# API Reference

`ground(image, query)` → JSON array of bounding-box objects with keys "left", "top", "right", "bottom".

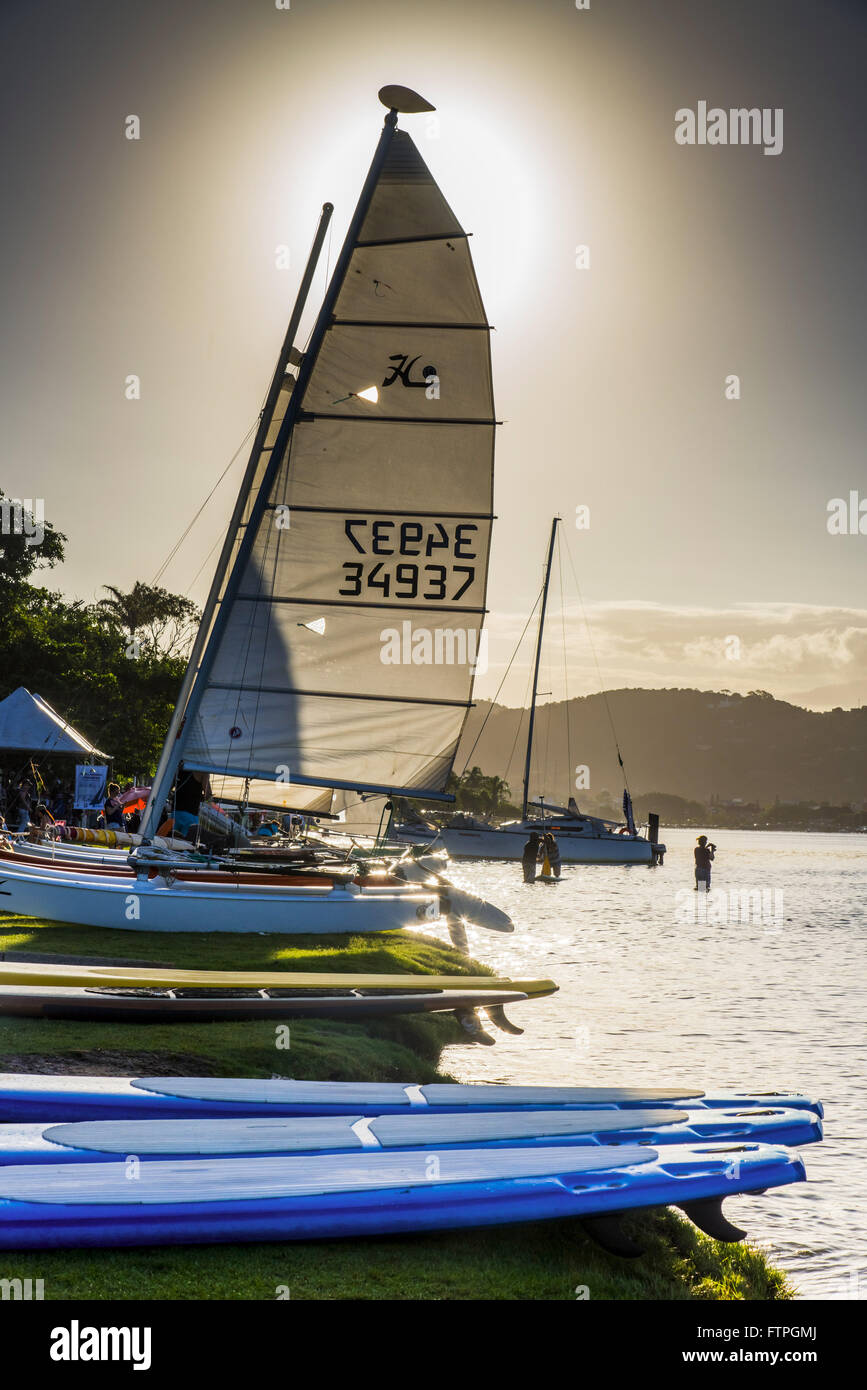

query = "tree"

[
  {"left": 0, "top": 497, "right": 195, "bottom": 779},
  {"left": 97, "top": 582, "right": 199, "bottom": 659},
  {"left": 446, "top": 767, "right": 514, "bottom": 818},
  {"left": 482, "top": 775, "right": 511, "bottom": 815},
  {"left": 0, "top": 490, "right": 65, "bottom": 586}
]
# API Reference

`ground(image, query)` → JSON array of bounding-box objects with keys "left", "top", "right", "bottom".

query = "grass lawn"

[{"left": 0, "top": 912, "right": 794, "bottom": 1301}]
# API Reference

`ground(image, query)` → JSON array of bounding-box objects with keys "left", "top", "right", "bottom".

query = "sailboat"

[
  {"left": 0, "top": 86, "right": 511, "bottom": 934},
  {"left": 392, "top": 518, "right": 666, "bottom": 865}
]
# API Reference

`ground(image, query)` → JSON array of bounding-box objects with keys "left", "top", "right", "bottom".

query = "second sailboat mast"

[{"left": 521, "top": 516, "right": 560, "bottom": 820}]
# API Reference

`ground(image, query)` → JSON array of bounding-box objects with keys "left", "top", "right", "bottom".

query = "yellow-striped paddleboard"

[{"left": 0, "top": 962, "right": 557, "bottom": 997}]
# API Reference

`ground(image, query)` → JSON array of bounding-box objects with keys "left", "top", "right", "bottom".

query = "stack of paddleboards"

[
  {"left": 0, "top": 962, "right": 556, "bottom": 1040},
  {"left": 0, "top": 1073, "right": 822, "bottom": 1251}
]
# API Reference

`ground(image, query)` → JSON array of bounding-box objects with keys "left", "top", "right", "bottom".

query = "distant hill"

[{"left": 456, "top": 689, "right": 867, "bottom": 807}]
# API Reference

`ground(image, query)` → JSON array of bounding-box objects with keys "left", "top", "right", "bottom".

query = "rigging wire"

[
  {"left": 203, "top": 211, "right": 341, "bottom": 818},
  {"left": 458, "top": 588, "right": 543, "bottom": 779},
  {"left": 503, "top": 662, "right": 535, "bottom": 803},
  {"left": 557, "top": 529, "right": 574, "bottom": 801},
  {"left": 541, "top": 641, "right": 551, "bottom": 804},
  {"left": 562, "top": 529, "right": 631, "bottom": 797},
  {"left": 151, "top": 420, "right": 259, "bottom": 589},
  {"left": 186, "top": 532, "right": 225, "bottom": 597},
  {"left": 72, "top": 412, "right": 258, "bottom": 759},
  {"left": 196, "top": 206, "right": 337, "bottom": 817},
  {"left": 150, "top": 200, "right": 332, "bottom": 597}
]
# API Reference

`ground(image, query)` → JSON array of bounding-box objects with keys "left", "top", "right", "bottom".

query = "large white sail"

[{"left": 168, "top": 110, "right": 496, "bottom": 811}]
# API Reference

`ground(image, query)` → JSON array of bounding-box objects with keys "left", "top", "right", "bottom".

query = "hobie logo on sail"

[
  {"left": 382, "top": 354, "right": 440, "bottom": 397},
  {"left": 380, "top": 621, "right": 488, "bottom": 673}
]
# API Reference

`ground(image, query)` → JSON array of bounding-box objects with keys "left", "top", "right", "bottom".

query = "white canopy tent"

[{"left": 0, "top": 687, "right": 108, "bottom": 758}]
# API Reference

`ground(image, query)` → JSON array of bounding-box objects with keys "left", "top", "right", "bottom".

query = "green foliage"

[
  {"left": 450, "top": 766, "right": 514, "bottom": 815},
  {"left": 0, "top": 495, "right": 195, "bottom": 779},
  {"left": 0, "top": 581, "right": 185, "bottom": 779},
  {"left": 393, "top": 767, "right": 519, "bottom": 824},
  {"left": 0, "top": 490, "right": 65, "bottom": 586},
  {"left": 1, "top": 1209, "right": 794, "bottom": 1301},
  {"left": 97, "top": 582, "right": 199, "bottom": 659}
]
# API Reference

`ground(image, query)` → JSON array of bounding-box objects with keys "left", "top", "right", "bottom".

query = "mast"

[
  {"left": 521, "top": 516, "right": 559, "bottom": 820},
  {"left": 140, "top": 201, "right": 333, "bottom": 838},
  {"left": 142, "top": 107, "right": 402, "bottom": 838}
]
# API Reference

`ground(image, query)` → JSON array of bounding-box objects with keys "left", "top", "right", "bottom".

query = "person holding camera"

[{"left": 694, "top": 834, "right": 716, "bottom": 891}]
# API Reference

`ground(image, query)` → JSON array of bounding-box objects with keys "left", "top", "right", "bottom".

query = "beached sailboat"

[
  {"left": 393, "top": 518, "right": 665, "bottom": 864},
  {"left": 1, "top": 86, "right": 508, "bottom": 933}
]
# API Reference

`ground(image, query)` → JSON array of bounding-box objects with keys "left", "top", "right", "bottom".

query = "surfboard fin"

[
  {"left": 678, "top": 1198, "right": 747, "bottom": 1242},
  {"left": 580, "top": 1215, "right": 644, "bottom": 1258},
  {"left": 454, "top": 1008, "right": 497, "bottom": 1045},
  {"left": 485, "top": 1005, "right": 524, "bottom": 1035},
  {"left": 446, "top": 920, "right": 469, "bottom": 954}
]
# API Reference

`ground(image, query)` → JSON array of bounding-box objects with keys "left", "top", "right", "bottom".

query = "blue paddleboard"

[
  {"left": 0, "top": 1074, "right": 824, "bottom": 1121},
  {"left": 0, "top": 1142, "right": 805, "bottom": 1249},
  {"left": 0, "top": 1104, "right": 822, "bottom": 1166}
]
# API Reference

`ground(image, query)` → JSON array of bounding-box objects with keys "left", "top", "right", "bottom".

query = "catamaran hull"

[
  {"left": 7, "top": 840, "right": 134, "bottom": 869},
  {"left": 0, "top": 863, "right": 438, "bottom": 935},
  {"left": 393, "top": 826, "right": 658, "bottom": 864}
]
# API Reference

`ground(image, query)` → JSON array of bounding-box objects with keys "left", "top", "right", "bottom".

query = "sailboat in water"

[
  {"left": 0, "top": 87, "right": 511, "bottom": 934},
  {"left": 393, "top": 518, "right": 666, "bottom": 864}
]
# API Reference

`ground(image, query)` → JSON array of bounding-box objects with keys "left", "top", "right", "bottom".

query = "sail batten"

[
  {"left": 297, "top": 414, "right": 497, "bottom": 425},
  {"left": 357, "top": 233, "right": 471, "bottom": 248},
  {"left": 151, "top": 115, "right": 495, "bottom": 814},
  {"left": 183, "top": 764, "right": 455, "bottom": 802},
  {"left": 206, "top": 684, "right": 473, "bottom": 709},
  {"left": 232, "top": 597, "right": 487, "bottom": 613}
]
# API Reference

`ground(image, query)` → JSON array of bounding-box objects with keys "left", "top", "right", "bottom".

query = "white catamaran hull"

[
  {"left": 392, "top": 824, "right": 658, "bottom": 864},
  {"left": 0, "top": 862, "right": 439, "bottom": 935},
  {"left": 8, "top": 840, "right": 139, "bottom": 868}
]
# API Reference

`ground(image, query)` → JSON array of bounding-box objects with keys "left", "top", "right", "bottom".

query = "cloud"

[{"left": 477, "top": 602, "right": 867, "bottom": 710}]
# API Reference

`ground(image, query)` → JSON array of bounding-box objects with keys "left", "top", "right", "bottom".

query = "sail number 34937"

[{"left": 339, "top": 518, "right": 478, "bottom": 602}]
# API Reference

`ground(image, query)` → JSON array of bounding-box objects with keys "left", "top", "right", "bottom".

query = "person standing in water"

[
  {"left": 521, "top": 831, "right": 541, "bottom": 882},
  {"left": 542, "top": 831, "right": 561, "bottom": 879},
  {"left": 694, "top": 834, "right": 716, "bottom": 892}
]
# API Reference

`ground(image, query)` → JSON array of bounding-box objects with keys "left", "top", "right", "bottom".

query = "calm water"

[{"left": 430, "top": 828, "right": 867, "bottom": 1300}]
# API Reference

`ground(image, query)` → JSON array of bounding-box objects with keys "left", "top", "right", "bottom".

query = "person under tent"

[{"left": 103, "top": 782, "right": 124, "bottom": 830}]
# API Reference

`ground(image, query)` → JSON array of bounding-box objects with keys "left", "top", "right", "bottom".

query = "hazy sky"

[{"left": 2, "top": 0, "right": 865, "bottom": 709}]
